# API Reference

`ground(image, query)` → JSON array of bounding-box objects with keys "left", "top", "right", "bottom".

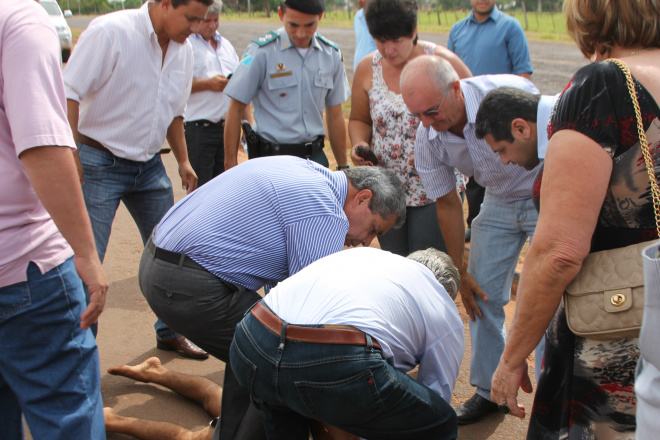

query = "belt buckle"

[{"left": 304, "top": 142, "right": 313, "bottom": 158}]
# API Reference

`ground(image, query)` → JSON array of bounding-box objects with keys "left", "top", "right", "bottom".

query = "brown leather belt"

[
  {"left": 78, "top": 133, "right": 171, "bottom": 156},
  {"left": 78, "top": 133, "right": 111, "bottom": 154},
  {"left": 250, "top": 302, "right": 381, "bottom": 350}
]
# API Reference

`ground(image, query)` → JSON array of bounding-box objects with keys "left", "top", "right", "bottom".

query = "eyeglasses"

[{"left": 409, "top": 88, "right": 449, "bottom": 119}]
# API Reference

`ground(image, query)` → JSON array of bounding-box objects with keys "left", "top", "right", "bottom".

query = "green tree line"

[{"left": 58, "top": 0, "right": 566, "bottom": 16}]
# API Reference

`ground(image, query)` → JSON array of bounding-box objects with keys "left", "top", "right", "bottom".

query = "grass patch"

[{"left": 219, "top": 8, "right": 570, "bottom": 42}]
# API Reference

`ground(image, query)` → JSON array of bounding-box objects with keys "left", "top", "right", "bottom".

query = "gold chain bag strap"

[{"left": 563, "top": 58, "right": 660, "bottom": 340}]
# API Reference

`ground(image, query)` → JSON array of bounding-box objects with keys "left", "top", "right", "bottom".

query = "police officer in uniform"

[{"left": 223, "top": 0, "right": 350, "bottom": 171}]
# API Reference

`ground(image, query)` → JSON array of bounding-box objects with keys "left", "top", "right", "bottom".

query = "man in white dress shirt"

[
  {"left": 185, "top": 0, "right": 248, "bottom": 185},
  {"left": 63, "top": 0, "right": 212, "bottom": 358},
  {"left": 230, "top": 247, "right": 465, "bottom": 439}
]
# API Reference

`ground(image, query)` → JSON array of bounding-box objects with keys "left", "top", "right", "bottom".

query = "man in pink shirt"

[{"left": 0, "top": 1, "right": 108, "bottom": 439}]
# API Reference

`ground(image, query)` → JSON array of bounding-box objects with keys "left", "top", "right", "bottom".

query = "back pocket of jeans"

[
  {"left": 0, "top": 281, "right": 31, "bottom": 319},
  {"left": 295, "top": 369, "right": 386, "bottom": 423}
]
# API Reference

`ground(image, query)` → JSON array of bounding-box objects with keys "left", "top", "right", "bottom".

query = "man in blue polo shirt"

[
  {"left": 139, "top": 155, "right": 406, "bottom": 440},
  {"left": 448, "top": 0, "right": 533, "bottom": 244},
  {"left": 448, "top": 0, "right": 532, "bottom": 78}
]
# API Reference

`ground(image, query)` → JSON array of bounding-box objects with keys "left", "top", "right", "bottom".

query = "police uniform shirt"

[{"left": 224, "top": 28, "right": 350, "bottom": 144}]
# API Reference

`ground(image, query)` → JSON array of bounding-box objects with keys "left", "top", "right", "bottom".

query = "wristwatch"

[{"left": 336, "top": 164, "right": 351, "bottom": 170}]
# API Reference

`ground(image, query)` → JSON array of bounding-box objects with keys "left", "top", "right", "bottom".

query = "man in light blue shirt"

[
  {"left": 139, "top": 156, "right": 405, "bottom": 440},
  {"left": 353, "top": 0, "right": 376, "bottom": 71},
  {"left": 223, "top": 0, "right": 350, "bottom": 170},
  {"left": 231, "top": 247, "right": 465, "bottom": 439},
  {"left": 401, "top": 55, "right": 539, "bottom": 425},
  {"left": 448, "top": 0, "right": 532, "bottom": 78}
]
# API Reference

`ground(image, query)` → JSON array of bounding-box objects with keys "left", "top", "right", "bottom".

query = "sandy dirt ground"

[
  {"left": 97, "top": 151, "right": 537, "bottom": 440},
  {"left": 34, "top": 16, "right": 589, "bottom": 440}
]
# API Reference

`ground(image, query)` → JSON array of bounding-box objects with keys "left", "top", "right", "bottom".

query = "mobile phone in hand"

[{"left": 355, "top": 145, "right": 379, "bottom": 165}]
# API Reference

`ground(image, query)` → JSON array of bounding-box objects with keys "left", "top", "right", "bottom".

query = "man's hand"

[
  {"left": 491, "top": 358, "right": 533, "bottom": 419},
  {"left": 207, "top": 75, "right": 229, "bottom": 92},
  {"left": 75, "top": 254, "right": 108, "bottom": 330},
  {"left": 178, "top": 160, "right": 198, "bottom": 194},
  {"left": 459, "top": 272, "right": 488, "bottom": 320},
  {"left": 350, "top": 144, "right": 378, "bottom": 166}
]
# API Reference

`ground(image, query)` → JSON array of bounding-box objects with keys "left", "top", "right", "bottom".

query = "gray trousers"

[{"left": 139, "top": 242, "right": 266, "bottom": 440}]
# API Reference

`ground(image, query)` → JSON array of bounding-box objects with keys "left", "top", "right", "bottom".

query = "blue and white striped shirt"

[
  {"left": 154, "top": 156, "right": 349, "bottom": 290},
  {"left": 415, "top": 75, "right": 540, "bottom": 202}
]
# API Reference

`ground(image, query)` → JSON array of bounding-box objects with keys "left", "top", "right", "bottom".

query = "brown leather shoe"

[{"left": 156, "top": 336, "right": 208, "bottom": 359}]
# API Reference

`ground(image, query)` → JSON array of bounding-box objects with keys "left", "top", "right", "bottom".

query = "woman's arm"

[
  {"left": 433, "top": 45, "right": 472, "bottom": 79},
  {"left": 348, "top": 57, "right": 375, "bottom": 166},
  {"left": 491, "top": 129, "right": 613, "bottom": 418}
]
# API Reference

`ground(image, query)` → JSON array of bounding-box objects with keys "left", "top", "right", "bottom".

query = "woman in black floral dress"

[{"left": 490, "top": 0, "right": 660, "bottom": 438}]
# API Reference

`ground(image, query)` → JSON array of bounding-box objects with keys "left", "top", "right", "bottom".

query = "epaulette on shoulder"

[
  {"left": 252, "top": 30, "right": 279, "bottom": 47},
  {"left": 316, "top": 33, "right": 339, "bottom": 51}
]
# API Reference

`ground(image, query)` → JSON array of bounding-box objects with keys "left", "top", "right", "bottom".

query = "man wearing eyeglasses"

[{"left": 401, "top": 54, "right": 540, "bottom": 425}]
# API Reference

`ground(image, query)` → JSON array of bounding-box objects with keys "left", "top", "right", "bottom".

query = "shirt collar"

[
  {"left": 140, "top": 2, "right": 156, "bottom": 40},
  {"left": 460, "top": 81, "right": 478, "bottom": 124},
  {"left": 192, "top": 32, "right": 223, "bottom": 46},
  {"left": 277, "top": 28, "right": 322, "bottom": 51},
  {"left": 469, "top": 6, "right": 501, "bottom": 24},
  {"left": 536, "top": 94, "right": 559, "bottom": 159}
]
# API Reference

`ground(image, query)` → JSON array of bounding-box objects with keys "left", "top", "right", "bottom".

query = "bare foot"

[
  {"left": 107, "top": 357, "right": 166, "bottom": 383},
  {"left": 103, "top": 407, "right": 122, "bottom": 432}
]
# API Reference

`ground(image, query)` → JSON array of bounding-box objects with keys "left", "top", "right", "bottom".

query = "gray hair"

[
  {"left": 407, "top": 248, "right": 460, "bottom": 300},
  {"left": 208, "top": 0, "right": 223, "bottom": 14},
  {"left": 343, "top": 166, "right": 406, "bottom": 229},
  {"left": 400, "top": 55, "right": 459, "bottom": 96}
]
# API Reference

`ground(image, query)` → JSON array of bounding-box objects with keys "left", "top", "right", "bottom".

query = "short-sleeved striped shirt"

[
  {"left": 415, "top": 75, "right": 540, "bottom": 202},
  {"left": 154, "top": 156, "right": 349, "bottom": 290}
]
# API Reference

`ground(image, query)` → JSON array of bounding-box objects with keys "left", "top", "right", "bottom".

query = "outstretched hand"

[{"left": 491, "top": 358, "right": 533, "bottom": 419}]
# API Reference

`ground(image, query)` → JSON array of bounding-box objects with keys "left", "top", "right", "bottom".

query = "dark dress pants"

[
  {"left": 184, "top": 122, "right": 225, "bottom": 187},
  {"left": 465, "top": 178, "right": 486, "bottom": 228},
  {"left": 138, "top": 244, "right": 267, "bottom": 440}
]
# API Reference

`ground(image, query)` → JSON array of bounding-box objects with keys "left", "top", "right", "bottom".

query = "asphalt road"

[{"left": 67, "top": 15, "right": 587, "bottom": 94}]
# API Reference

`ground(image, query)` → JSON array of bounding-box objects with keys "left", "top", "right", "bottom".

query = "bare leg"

[
  {"left": 108, "top": 357, "right": 221, "bottom": 417},
  {"left": 104, "top": 407, "right": 213, "bottom": 440}
]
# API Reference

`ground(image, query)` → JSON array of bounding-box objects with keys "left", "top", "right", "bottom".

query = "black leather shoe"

[
  {"left": 157, "top": 336, "right": 209, "bottom": 359},
  {"left": 455, "top": 393, "right": 499, "bottom": 425}
]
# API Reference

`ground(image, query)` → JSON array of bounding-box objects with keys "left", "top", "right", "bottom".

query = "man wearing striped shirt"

[
  {"left": 139, "top": 156, "right": 406, "bottom": 440},
  {"left": 63, "top": 0, "right": 212, "bottom": 358},
  {"left": 401, "top": 55, "right": 540, "bottom": 425}
]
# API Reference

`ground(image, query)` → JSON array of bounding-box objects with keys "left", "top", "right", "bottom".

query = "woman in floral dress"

[{"left": 348, "top": 0, "right": 470, "bottom": 256}]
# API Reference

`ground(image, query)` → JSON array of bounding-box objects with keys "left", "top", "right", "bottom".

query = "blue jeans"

[
  {"left": 467, "top": 191, "right": 541, "bottom": 399},
  {"left": 230, "top": 306, "right": 457, "bottom": 440},
  {"left": 78, "top": 143, "right": 177, "bottom": 341},
  {"left": 0, "top": 258, "right": 105, "bottom": 440},
  {"left": 378, "top": 203, "right": 447, "bottom": 256}
]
